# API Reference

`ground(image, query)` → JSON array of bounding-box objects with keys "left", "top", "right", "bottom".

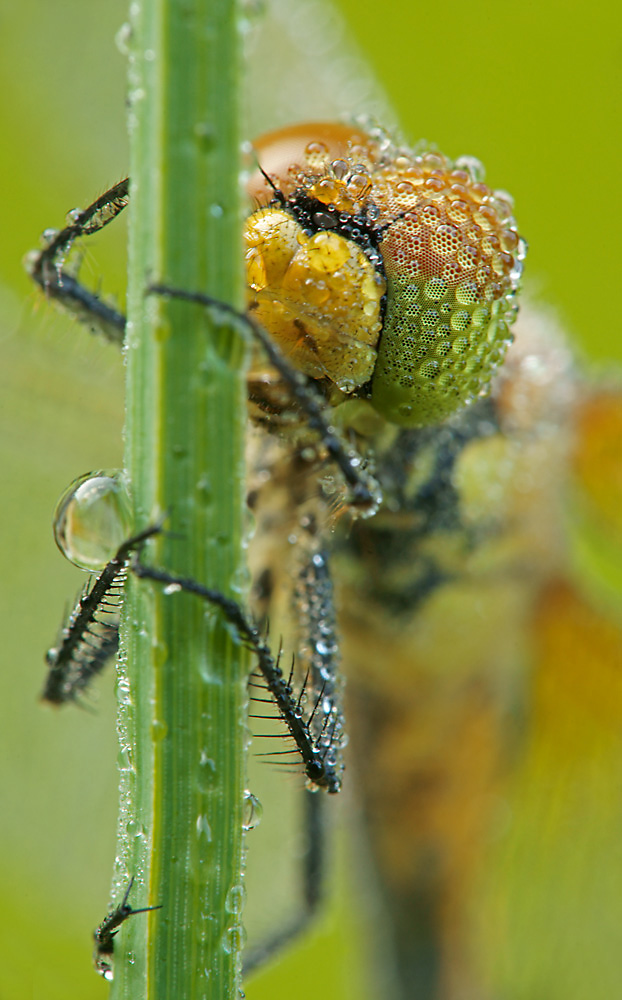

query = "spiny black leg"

[
  {"left": 43, "top": 524, "right": 160, "bottom": 705},
  {"left": 294, "top": 549, "right": 344, "bottom": 775},
  {"left": 243, "top": 546, "right": 339, "bottom": 974},
  {"left": 148, "top": 284, "right": 382, "bottom": 516},
  {"left": 26, "top": 179, "right": 129, "bottom": 344},
  {"left": 131, "top": 555, "right": 343, "bottom": 794}
]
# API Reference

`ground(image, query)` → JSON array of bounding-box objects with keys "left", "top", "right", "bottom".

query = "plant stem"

[{"left": 111, "top": 0, "right": 247, "bottom": 997}]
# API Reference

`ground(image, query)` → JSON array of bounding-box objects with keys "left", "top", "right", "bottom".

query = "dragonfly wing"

[{"left": 244, "top": 0, "right": 396, "bottom": 135}]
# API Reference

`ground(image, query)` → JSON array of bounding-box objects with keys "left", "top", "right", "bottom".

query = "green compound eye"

[{"left": 369, "top": 157, "right": 526, "bottom": 426}]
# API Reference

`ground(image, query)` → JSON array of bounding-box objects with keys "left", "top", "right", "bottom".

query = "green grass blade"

[{"left": 111, "top": 0, "right": 248, "bottom": 996}]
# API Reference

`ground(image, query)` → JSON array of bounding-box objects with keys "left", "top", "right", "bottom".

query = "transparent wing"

[{"left": 244, "top": 0, "right": 396, "bottom": 134}]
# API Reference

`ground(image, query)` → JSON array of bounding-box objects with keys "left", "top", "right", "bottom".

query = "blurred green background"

[{"left": 1, "top": 0, "right": 620, "bottom": 997}]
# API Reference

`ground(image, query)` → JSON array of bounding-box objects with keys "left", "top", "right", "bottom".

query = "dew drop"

[
  {"left": 196, "top": 814, "right": 213, "bottom": 841},
  {"left": 196, "top": 474, "right": 213, "bottom": 502},
  {"left": 194, "top": 121, "right": 215, "bottom": 148},
  {"left": 151, "top": 719, "right": 168, "bottom": 742},
  {"left": 242, "top": 790, "right": 262, "bottom": 830},
  {"left": 225, "top": 883, "right": 246, "bottom": 915},
  {"left": 331, "top": 158, "right": 349, "bottom": 180},
  {"left": 129, "top": 87, "right": 146, "bottom": 105},
  {"left": 222, "top": 923, "right": 247, "bottom": 954},
  {"left": 115, "top": 21, "right": 132, "bottom": 55},
  {"left": 455, "top": 154, "right": 486, "bottom": 182},
  {"left": 126, "top": 820, "right": 147, "bottom": 844},
  {"left": 197, "top": 752, "right": 217, "bottom": 792},
  {"left": 53, "top": 471, "right": 131, "bottom": 570}
]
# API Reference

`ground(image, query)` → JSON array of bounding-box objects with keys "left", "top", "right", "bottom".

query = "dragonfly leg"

[{"left": 26, "top": 179, "right": 128, "bottom": 344}]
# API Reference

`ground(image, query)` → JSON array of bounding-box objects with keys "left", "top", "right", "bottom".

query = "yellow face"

[
  {"left": 245, "top": 123, "right": 525, "bottom": 426},
  {"left": 245, "top": 205, "right": 385, "bottom": 393}
]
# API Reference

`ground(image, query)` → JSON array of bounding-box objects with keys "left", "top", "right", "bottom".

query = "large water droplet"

[
  {"left": 242, "top": 790, "right": 262, "bottom": 831},
  {"left": 53, "top": 470, "right": 131, "bottom": 570}
]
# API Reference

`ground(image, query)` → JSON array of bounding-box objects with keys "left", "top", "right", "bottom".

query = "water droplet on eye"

[
  {"left": 242, "top": 790, "right": 262, "bottom": 830},
  {"left": 455, "top": 154, "right": 486, "bottom": 183},
  {"left": 331, "top": 158, "right": 349, "bottom": 180},
  {"left": 53, "top": 470, "right": 132, "bottom": 570},
  {"left": 225, "top": 883, "right": 246, "bottom": 915},
  {"left": 303, "top": 139, "right": 330, "bottom": 161}
]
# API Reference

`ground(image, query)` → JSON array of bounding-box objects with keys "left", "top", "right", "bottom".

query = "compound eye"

[{"left": 369, "top": 160, "right": 525, "bottom": 426}]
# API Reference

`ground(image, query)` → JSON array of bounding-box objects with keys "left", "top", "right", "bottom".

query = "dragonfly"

[{"left": 20, "top": 1, "right": 622, "bottom": 999}]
